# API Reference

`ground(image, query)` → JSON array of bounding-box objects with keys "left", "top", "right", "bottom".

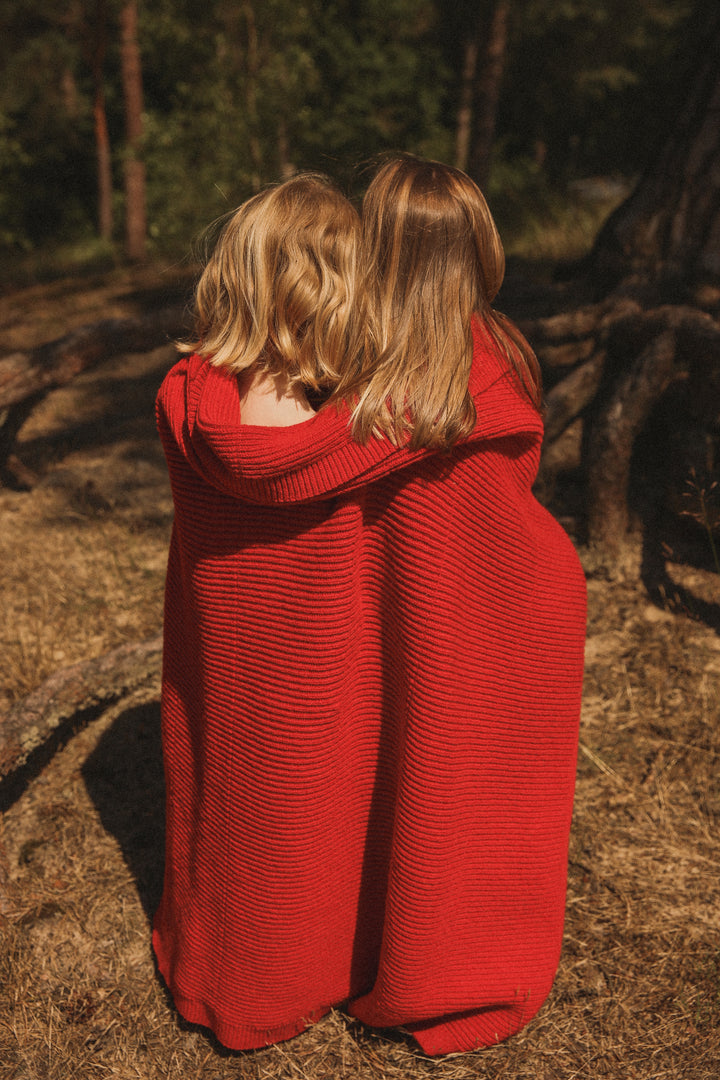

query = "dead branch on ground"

[{"left": 0, "top": 635, "right": 162, "bottom": 781}]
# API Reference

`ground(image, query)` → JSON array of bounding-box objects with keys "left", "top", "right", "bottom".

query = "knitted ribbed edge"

[
  {"left": 149, "top": 971, "right": 332, "bottom": 1050},
  {"left": 155, "top": 319, "right": 543, "bottom": 507}
]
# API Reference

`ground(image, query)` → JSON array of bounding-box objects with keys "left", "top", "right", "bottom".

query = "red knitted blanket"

[{"left": 152, "top": 321, "right": 587, "bottom": 1055}]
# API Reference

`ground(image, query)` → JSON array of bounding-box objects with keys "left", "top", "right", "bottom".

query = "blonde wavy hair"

[
  {"left": 335, "top": 155, "right": 542, "bottom": 448},
  {"left": 179, "top": 174, "right": 361, "bottom": 391}
]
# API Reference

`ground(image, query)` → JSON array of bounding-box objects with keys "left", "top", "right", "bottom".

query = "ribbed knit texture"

[{"left": 152, "top": 320, "right": 587, "bottom": 1055}]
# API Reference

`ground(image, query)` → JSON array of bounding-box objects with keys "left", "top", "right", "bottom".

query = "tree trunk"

[
  {"left": 61, "top": 67, "right": 80, "bottom": 118},
  {"left": 241, "top": 0, "right": 263, "bottom": 192},
  {"left": 82, "top": 1, "right": 114, "bottom": 242},
  {"left": 94, "top": 86, "right": 113, "bottom": 243},
  {"left": 469, "top": 0, "right": 510, "bottom": 189},
  {"left": 455, "top": 34, "right": 479, "bottom": 173},
  {"left": 277, "top": 116, "right": 294, "bottom": 180},
  {"left": 91, "top": 3, "right": 113, "bottom": 243},
  {"left": 590, "top": 10, "right": 720, "bottom": 288},
  {"left": 120, "top": 0, "right": 147, "bottom": 260}
]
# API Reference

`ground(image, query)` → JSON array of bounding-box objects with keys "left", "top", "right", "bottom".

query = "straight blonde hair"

[
  {"left": 179, "top": 174, "right": 361, "bottom": 391},
  {"left": 335, "top": 155, "right": 542, "bottom": 448}
]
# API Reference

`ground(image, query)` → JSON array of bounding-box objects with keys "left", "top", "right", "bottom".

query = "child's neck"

[{"left": 238, "top": 369, "right": 317, "bottom": 427}]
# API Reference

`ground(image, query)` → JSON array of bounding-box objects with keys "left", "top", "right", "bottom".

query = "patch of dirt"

[
  {"left": 0, "top": 275, "right": 719, "bottom": 1079},
  {"left": 0, "top": 261, "right": 194, "bottom": 352}
]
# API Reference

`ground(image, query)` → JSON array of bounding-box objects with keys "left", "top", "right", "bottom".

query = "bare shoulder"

[{"left": 238, "top": 370, "right": 317, "bottom": 427}]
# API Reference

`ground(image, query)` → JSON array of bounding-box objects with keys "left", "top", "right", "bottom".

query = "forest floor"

[{"left": 0, "top": 268, "right": 719, "bottom": 1079}]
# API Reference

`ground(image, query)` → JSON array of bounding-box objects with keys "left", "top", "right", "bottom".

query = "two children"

[{"left": 154, "top": 159, "right": 587, "bottom": 1055}]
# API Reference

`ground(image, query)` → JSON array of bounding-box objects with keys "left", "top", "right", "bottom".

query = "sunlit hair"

[
  {"left": 335, "top": 155, "right": 542, "bottom": 448},
  {"left": 178, "top": 174, "right": 361, "bottom": 390}
]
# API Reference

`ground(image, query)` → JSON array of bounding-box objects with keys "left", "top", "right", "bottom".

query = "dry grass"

[
  {"left": 0, "top": 342, "right": 173, "bottom": 713},
  {"left": 1, "top": 275, "right": 719, "bottom": 1079}
]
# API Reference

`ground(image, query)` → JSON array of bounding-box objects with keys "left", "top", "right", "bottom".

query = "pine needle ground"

[{"left": 1, "top": 275, "right": 718, "bottom": 1079}]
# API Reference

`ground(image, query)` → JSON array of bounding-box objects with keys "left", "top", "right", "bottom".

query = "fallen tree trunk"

[
  {"left": 529, "top": 299, "right": 720, "bottom": 568},
  {"left": 0, "top": 304, "right": 185, "bottom": 487},
  {"left": 543, "top": 349, "right": 607, "bottom": 443},
  {"left": 0, "top": 635, "right": 162, "bottom": 781},
  {"left": 519, "top": 296, "right": 640, "bottom": 353}
]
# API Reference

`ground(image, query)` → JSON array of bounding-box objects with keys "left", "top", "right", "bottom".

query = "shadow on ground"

[{"left": 82, "top": 700, "right": 165, "bottom": 920}]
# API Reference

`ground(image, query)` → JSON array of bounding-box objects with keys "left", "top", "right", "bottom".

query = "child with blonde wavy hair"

[
  {"left": 178, "top": 172, "right": 360, "bottom": 424},
  {"left": 154, "top": 173, "right": 369, "bottom": 1047}
]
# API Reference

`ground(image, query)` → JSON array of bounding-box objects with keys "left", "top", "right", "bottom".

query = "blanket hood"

[{"left": 156, "top": 320, "right": 544, "bottom": 506}]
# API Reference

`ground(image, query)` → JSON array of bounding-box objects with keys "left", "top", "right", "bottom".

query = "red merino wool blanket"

[{"left": 153, "top": 322, "right": 587, "bottom": 1055}]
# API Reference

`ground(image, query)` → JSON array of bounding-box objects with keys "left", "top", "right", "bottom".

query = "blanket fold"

[{"left": 152, "top": 320, "right": 587, "bottom": 1055}]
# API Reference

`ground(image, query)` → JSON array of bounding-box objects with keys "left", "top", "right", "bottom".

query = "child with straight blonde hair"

[
  {"left": 336, "top": 153, "right": 542, "bottom": 447},
  {"left": 155, "top": 162, "right": 586, "bottom": 1058}
]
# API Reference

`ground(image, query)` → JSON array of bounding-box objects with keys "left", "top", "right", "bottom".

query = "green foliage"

[
  {"left": 140, "top": 0, "right": 447, "bottom": 242},
  {"left": 0, "top": 0, "right": 116, "bottom": 248},
  {"left": 0, "top": 113, "right": 32, "bottom": 248},
  {"left": 499, "top": 0, "right": 699, "bottom": 180},
  {"left": 0, "top": 0, "right": 714, "bottom": 261},
  {"left": 302, "top": 0, "right": 447, "bottom": 181},
  {"left": 484, "top": 148, "right": 626, "bottom": 263}
]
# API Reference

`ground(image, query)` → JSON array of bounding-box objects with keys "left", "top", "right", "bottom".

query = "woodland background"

[
  {"left": 0, "top": 0, "right": 711, "bottom": 264},
  {"left": 0, "top": 2, "right": 719, "bottom": 1078}
]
